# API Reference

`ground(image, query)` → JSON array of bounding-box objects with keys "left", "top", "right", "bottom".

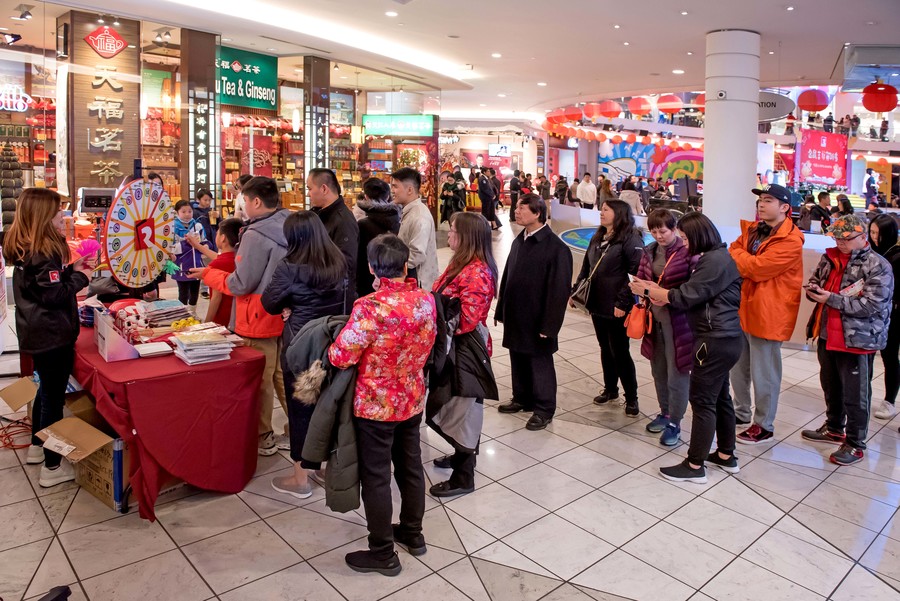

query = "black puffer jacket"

[
  {"left": 575, "top": 227, "right": 644, "bottom": 317},
  {"left": 357, "top": 201, "right": 401, "bottom": 297},
  {"left": 667, "top": 245, "right": 743, "bottom": 338},
  {"left": 260, "top": 262, "right": 346, "bottom": 347},
  {"left": 13, "top": 253, "right": 89, "bottom": 353}
]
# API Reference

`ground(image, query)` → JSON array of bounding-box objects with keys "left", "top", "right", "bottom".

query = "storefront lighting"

[
  {"left": 333, "top": 63, "right": 339, "bottom": 71},
  {"left": 222, "top": 112, "right": 231, "bottom": 128},
  {"left": 163, "top": 30, "right": 171, "bottom": 40},
  {"left": 385, "top": 11, "right": 398, "bottom": 17},
  {"left": 350, "top": 125, "right": 363, "bottom": 145},
  {"left": 291, "top": 108, "right": 300, "bottom": 133},
  {"left": 139, "top": 101, "right": 148, "bottom": 120},
  {"left": 113, "top": 17, "right": 120, "bottom": 26},
  {"left": 154, "top": 33, "right": 162, "bottom": 42},
  {"left": 97, "top": 15, "right": 104, "bottom": 24}
]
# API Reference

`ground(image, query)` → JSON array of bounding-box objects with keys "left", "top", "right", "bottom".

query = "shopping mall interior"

[{"left": 1, "top": 1, "right": 900, "bottom": 600}]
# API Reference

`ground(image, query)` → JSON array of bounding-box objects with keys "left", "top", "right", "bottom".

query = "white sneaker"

[
  {"left": 39, "top": 461, "right": 75, "bottom": 488},
  {"left": 258, "top": 432, "right": 277, "bottom": 456},
  {"left": 274, "top": 433, "right": 291, "bottom": 451},
  {"left": 26, "top": 445, "right": 44, "bottom": 465},
  {"left": 874, "top": 400, "right": 896, "bottom": 420}
]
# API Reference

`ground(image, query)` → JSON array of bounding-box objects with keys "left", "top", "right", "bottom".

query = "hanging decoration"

[
  {"left": 598, "top": 100, "right": 622, "bottom": 119},
  {"left": 657, "top": 94, "right": 684, "bottom": 115},
  {"left": 861, "top": 81, "right": 899, "bottom": 114},
  {"left": 797, "top": 89, "right": 828, "bottom": 112},
  {"left": 583, "top": 102, "right": 603, "bottom": 122},
  {"left": 563, "top": 106, "right": 583, "bottom": 122},
  {"left": 627, "top": 97, "right": 651, "bottom": 117},
  {"left": 693, "top": 93, "right": 705, "bottom": 113}
]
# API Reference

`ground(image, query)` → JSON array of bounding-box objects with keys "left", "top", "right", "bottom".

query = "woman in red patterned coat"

[{"left": 429, "top": 212, "right": 498, "bottom": 498}]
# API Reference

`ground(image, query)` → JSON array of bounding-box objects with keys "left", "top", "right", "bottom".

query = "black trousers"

[
  {"left": 686, "top": 335, "right": 743, "bottom": 467},
  {"left": 447, "top": 440, "right": 478, "bottom": 489},
  {"left": 355, "top": 413, "right": 425, "bottom": 559},
  {"left": 177, "top": 280, "right": 200, "bottom": 306},
  {"left": 881, "top": 312, "right": 900, "bottom": 405},
  {"left": 282, "top": 357, "right": 314, "bottom": 463},
  {"left": 591, "top": 314, "right": 638, "bottom": 402},
  {"left": 30, "top": 344, "right": 76, "bottom": 469},
  {"left": 509, "top": 351, "right": 557, "bottom": 419},
  {"left": 509, "top": 193, "right": 518, "bottom": 222},
  {"left": 818, "top": 341, "right": 874, "bottom": 449},
  {"left": 480, "top": 196, "right": 501, "bottom": 228}
]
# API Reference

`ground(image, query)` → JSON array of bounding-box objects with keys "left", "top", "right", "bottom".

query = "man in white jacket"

[
  {"left": 577, "top": 173, "right": 597, "bottom": 208},
  {"left": 391, "top": 167, "right": 439, "bottom": 290}
]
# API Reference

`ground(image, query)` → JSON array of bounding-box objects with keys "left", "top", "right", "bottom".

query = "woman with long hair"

[
  {"left": 5, "top": 189, "right": 94, "bottom": 487},
  {"left": 573, "top": 199, "right": 644, "bottom": 415},
  {"left": 428, "top": 212, "right": 498, "bottom": 497},
  {"left": 869, "top": 214, "right": 900, "bottom": 420},
  {"left": 262, "top": 210, "right": 347, "bottom": 499},
  {"left": 630, "top": 212, "right": 744, "bottom": 483},
  {"left": 598, "top": 178, "right": 618, "bottom": 203}
]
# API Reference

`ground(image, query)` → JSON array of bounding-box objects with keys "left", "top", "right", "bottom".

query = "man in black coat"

[
  {"left": 477, "top": 168, "right": 502, "bottom": 230},
  {"left": 308, "top": 168, "right": 359, "bottom": 312},
  {"left": 494, "top": 194, "right": 573, "bottom": 430}
]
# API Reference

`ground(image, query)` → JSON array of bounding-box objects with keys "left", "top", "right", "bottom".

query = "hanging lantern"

[
  {"left": 878, "top": 157, "right": 889, "bottom": 165},
  {"left": 682, "top": 142, "right": 693, "bottom": 151},
  {"left": 658, "top": 94, "right": 684, "bottom": 115},
  {"left": 541, "top": 120, "right": 552, "bottom": 131},
  {"left": 854, "top": 154, "right": 865, "bottom": 161},
  {"left": 611, "top": 135, "right": 623, "bottom": 144},
  {"left": 797, "top": 89, "right": 829, "bottom": 112},
  {"left": 641, "top": 135, "right": 652, "bottom": 145},
  {"left": 583, "top": 102, "right": 602, "bottom": 122},
  {"left": 281, "top": 133, "right": 292, "bottom": 142},
  {"left": 564, "top": 105, "right": 584, "bottom": 122},
  {"left": 669, "top": 141, "right": 680, "bottom": 150},
  {"left": 627, "top": 97, "right": 651, "bottom": 117},
  {"left": 693, "top": 93, "right": 706, "bottom": 113},
  {"left": 598, "top": 100, "right": 622, "bottom": 119},
  {"left": 626, "top": 133, "right": 637, "bottom": 144},
  {"left": 547, "top": 109, "right": 567, "bottom": 125},
  {"left": 596, "top": 132, "right": 607, "bottom": 143},
  {"left": 862, "top": 82, "right": 899, "bottom": 114}
]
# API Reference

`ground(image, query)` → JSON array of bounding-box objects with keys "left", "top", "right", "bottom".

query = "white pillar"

[{"left": 704, "top": 30, "right": 760, "bottom": 239}]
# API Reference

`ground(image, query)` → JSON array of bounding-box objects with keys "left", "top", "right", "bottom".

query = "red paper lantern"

[
  {"left": 862, "top": 82, "right": 899, "bottom": 114},
  {"left": 281, "top": 133, "right": 292, "bottom": 142},
  {"left": 564, "top": 106, "right": 584, "bottom": 122},
  {"left": 854, "top": 155, "right": 865, "bottom": 161},
  {"left": 626, "top": 133, "right": 637, "bottom": 144},
  {"left": 541, "top": 120, "right": 552, "bottom": 131},
  {"left": 596, "top": 132, "right": 607, "bottom": 143},
  {"left": 658, "top": 94, "right": 684, "bottom": 115},
  {"left": 583, "top": 102, "right": 603, "bottom": 121},
  {"left": 641, "top": 135, "right": 652, "bottom": 145},
  {"left": 878, "top": 157, "right": 889, "bottom": 165},
  {"left": 682, "top": 142, "right": 693, "bottom": 151},
  {"left": 598, "top": 100, "right": 622, "bottom": 119},
  {"left": 693, "top": 93, "right": 705, "bottom": 113},
  {"left": 669, "top": 141, "right": 680, "bottom": 150},
  {"left": 567, "top": 127, "right": 578, "bottom": 137},
  {"left": 797, "top": 89, "right": 829, "bottom": 112},
  {"left": 611, "top": 135, "right": 623, "bottom": 144},
  {"left": 586, "top": 131, "right": 597, "bottom": 142},
  {"left": 547, "top": 110, "right": 567, "bottom": 125},
  {"left": 627, "top": 97, "right": 651, "bottom": 117}
]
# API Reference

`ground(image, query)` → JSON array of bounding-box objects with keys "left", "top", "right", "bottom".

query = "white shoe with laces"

[
  {"left": 26, "top": 445, "right": 44, "bottom": 465},
  {"left": 874, "top": 400, "right": 896, "bottom": 420},
  {"left": 39, "top": 460, "right": 75, "bottom": 488}
]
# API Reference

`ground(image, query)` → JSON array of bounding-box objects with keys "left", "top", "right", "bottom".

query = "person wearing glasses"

[{"left": 800, "top": 214, "right": 893, "bottom": 466}]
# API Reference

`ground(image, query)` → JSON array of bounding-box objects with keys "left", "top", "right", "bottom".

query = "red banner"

[{"left": 797, "top": 128, "right": 848, "bottom": 186}]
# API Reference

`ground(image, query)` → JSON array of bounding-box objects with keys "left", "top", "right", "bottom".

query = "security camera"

[{"left": 716, "top": 90, "right": 727, "bottom": 100}]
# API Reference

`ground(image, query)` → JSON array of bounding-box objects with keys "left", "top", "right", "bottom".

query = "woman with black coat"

[
  {"left": 631, "top": 212, "right": 744, "bottom": 484},
  {"left": 573, "top": 200, "right": 644, "bottom": 415},
  {"left": 262, "top": 211, "right": 346, "bottom": 499},
  {"left": 869, "top": 214, "right": 900, "bottom": 420},
  {"left": 357, "top": 178, "right": 401, "bottom": 297},
  {"left": 5, "top": 189, "right": 94, "bottom": 487}
]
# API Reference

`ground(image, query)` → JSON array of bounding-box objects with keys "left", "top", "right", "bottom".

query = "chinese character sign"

[
  {"left": 189, "top": 88, "right": 217, "bottom": 195},
  {"left": 84, "top": 25, "right": 127, "bottom": 59},
  {"left": 797, "top": 128, "right": 848, "bottom": 186},
  {"left": 216, "top": 47, "right": 277, "bottom": 110}
]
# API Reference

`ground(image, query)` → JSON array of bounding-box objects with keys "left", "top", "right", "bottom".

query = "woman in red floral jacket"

[
  {"left": 429, "top": 212, "right": 498, "bottom": 497},
  {"left": 328, "top": 233, "right": 437, "bottom": 577}
]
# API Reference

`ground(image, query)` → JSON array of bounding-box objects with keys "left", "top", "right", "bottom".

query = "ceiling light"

[
  {"left": 479, "top": 103, "right": 487, "bottom": 107},
  {"left": 491, "top": 53, "right": 502, "bottom": 58},
  {"left": 537, "top": 82, "right": 547, "bottom": 86},
  {"left": 385, "top": 11, "right": 398, "bottom": 17},
  {"left": 623, "top": 42, "right": 630, "bottom": 46},
  {"left": 222, "top": 37, "right": 232, "bottom": 42},
  {"left": 613, "top": 24, "right": 620, "bottom": 29},
  {"left": 113, "top": 17, "right": 120, "bottom": 26},
  {"left": 672, "top": 69, "right": 685, "bottom": 74},
  {"left": 163, "top": 30, "right": 171, "bottom": 40},
  {"left": 865, "top": 20, "right": 877, "bottom": 25},
  {"left": 768, "top": 51, "right": 775, "bottom": 54},
  {"left": 498, "top": 93, "right": 506, "bottom": 97},
  {"left": 786, "top": 5, "right": 794, "bottom": 10},
  {"left": 333, "top": 63, "right": 339, "bottom": 70},
  {"left": 340, "top": 76, "right": 347, "bottom": 79},
  {"left": 3, "top": 33, "right": 21, "bottom": 44},
  {"left": 97, "top": 15, "right": 104, "bottom": 24},
  {"left": 154, "top": 33, "right": 162, "bottom": 42},
  {"left": 687, "top": 51, "right": 693, "bottom": 55},
  {"left": 892, "top": 73, "right": 900, "bottom": 76},
  {"left": 680, "top": 10, "right": 688, "bottom": 15},
  {"left": 266, "top": 47, "right": 276, "bottom": 51},
  {"left": 127, "top": 44, "right": 135, "bottom": 48}
]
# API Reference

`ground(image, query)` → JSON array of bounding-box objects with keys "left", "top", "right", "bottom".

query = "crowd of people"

[{"left": 9, "top": 170, "right": 900, "bottom": 576}]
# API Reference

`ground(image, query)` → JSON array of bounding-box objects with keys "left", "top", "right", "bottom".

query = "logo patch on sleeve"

[{"left": 49, "top": 270, "right": 60, "bottom": 283}]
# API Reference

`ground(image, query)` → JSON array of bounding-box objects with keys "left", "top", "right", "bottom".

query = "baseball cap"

[
  {"left": 827, "top": 214, "right": 866, "bottom": 239},
  {"left": 751, "top": 184, "right": 791, "bottom": 204}
]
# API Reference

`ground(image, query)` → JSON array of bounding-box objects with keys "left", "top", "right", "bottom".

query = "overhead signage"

[
  {"left": 362, "top": 114, "right": 434, "bottom": 137},
  {"left": 797, "top": 128, "right": 848, "bottom": 186},
  {"left": 758, "top": 91, "right": 796, "bottom": 123},
  {"left": 0, "top": 84, "right": 32, "bottom": 112},
  {"left": 84, "top": 26, "right": 126, "bottom": 59},
  {"left": 216, "top": 47, "right": 277, "bottom": 110}
]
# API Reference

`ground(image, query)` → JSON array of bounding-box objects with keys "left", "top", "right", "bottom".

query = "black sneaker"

[
  {"left": 624, "top": 400, "right": 640, "bottom": 417},
  {"left": 830, "top": 444, "right": 864, "bottom": 466},
  {"left": 526, "top": 414, "right": 552, "bottom": 431},
  {"left": 659, "top": 459, "right": 707, "bottom": 484},
  {"left": 706, "top": 452, "right": 740, "bottom": 474},
  {"left": 392, "top": 524, "right": 427, "bottom": 556},
  {"left": 593, "top": 390, "right": 619, "bottom": 405},
  {"left": 498, "top": 400, "right": 529, "bottom": 414},
  {"left": 801, "top": 424, "right": 846, "bottom": 445},
  {"left": 345, "top": 550, "right": 402, "bottom": 576},
  {"left": 433, "top": 454, "right": 452, "bottom": 469}
]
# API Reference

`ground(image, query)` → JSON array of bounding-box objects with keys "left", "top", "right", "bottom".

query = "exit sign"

[{"left": 362, "top": 114, "right": 434, "bottom": 137}]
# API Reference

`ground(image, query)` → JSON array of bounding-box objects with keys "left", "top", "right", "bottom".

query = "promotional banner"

[
  {"left": 217, "top": 47, "right": 277, "bottom": 110},
  {"left": 797, "top": 128, "right": 848, "bottom": 186}
]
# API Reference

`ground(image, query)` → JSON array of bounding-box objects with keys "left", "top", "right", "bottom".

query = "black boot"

[{"left": 345, "top": 550, "right": 402, "bottom": 576}]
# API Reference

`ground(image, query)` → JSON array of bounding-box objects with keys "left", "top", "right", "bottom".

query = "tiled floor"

[{"left": 1, "top": 214, "right": 900, "bottom": 600}]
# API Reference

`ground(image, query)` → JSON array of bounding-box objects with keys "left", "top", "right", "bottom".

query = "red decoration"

[
  {"left": 641, "top": 135, "right": 652, "bottom": 145},
  {"left": 861, "top": 82, "right": 899, "bottom": 114},
  {"left": 540, "top": 120, "right": 552, "bottom": 131},
  {"left": 878, "top": 157, "right": 889, "bottom": 165},
  {"left": 682, "top": 142, "right": 693, "bottom": 151},
  {"left": 84, "top": 25, "right": 127, "bottom": 59},
  {"left": 626, "top": 133, "right": 637, "bottom": 144},
  {"left": 564, "top": 106, "right": 584, "bottom": 122},
  {"left": 281, "top": 133, "right": 292, "bottom": 142},
  {"left": 797, "top": 89, "right": 829, "bottom": 112},
  {"left": 854, "top": 155, "right": 865, "bottom": 161},
  {"left": 658, "top": 94, "right": 684, "bottom": 115},
  {"left": 611, "top": 135, "right": 623, "bottom": 144},
  {"left": 597, "top": 100, "right": 622, "bottom": 119},
  {"left": 596, "top": 132, "right": 607, "bottom": 143},
  {"left": 627, "top": 97, "right": 651, "bottom": 117},
  {"left": 693, "top": 93, "right": 706, "bottom": 113},
  {"left": 669, "top": 141, "right": 680, "bottom": 150},
  {"left": 547, "top": 110, "right": 567, "bottom": 125},
  {"left": 583, "top": 102, "right": 603, "bottom": 121}
]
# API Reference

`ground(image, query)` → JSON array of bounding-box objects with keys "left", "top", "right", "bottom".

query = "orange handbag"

[{"left": 625, "top": 301, "right": 652, "bottom": 339}]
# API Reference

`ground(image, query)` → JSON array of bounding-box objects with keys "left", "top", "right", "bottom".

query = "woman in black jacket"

[
  {"left": 631, "top": 212, "right": 743, "bottom": 484},
  {"left": 4, "top": 189, "right": 94, "bottom": 487},
  {"left": 573, "top": 200, "right": 644, "bottom": 415},
  {"left": 262, "top": 211, "right": 346, "bottom": 499},
  {"left": 357, "top": 177, "right": 401, "bottom": 297},
  {"left": 869, "top": 214, "right": 900, "bottom": 420}
]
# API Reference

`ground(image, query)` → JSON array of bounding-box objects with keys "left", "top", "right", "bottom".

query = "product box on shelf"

[{"left": 94, "top": 309, "right": 140, "bottom": 362}]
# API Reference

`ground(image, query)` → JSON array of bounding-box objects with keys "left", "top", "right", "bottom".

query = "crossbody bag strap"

[{"left": 657, "top": 251, "right": 678, "bottom": 284}]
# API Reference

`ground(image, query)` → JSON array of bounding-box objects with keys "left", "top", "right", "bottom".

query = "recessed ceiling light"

[
  {"left": 385, "top": 11, "right": 398, "bottom": 17},
  {"left": 222, "top": 37, "right": 231, "bottom": 42},
  {"left": 768, "top": 50, "right": 775, "bottom": 54},
  {"left": 294, "top": 68, "right": 302, "bottom": 72},
  {"left": 865, "top": 20, "right": 877, "bottom": 25},
  {"left": 266, "top": 47, "right": 276, "bottom": 51},
  {"left": 786, "top": 5, "right": 794, "bottom": 10},
  {"left": 127, "top": 44, "right": 135, "bottom": 48},
  {"left": 672, "top": 69, "right": 685, "bottom": 74},
  {"left": 340, "top": 76, "right": 347, "bottom": 79},
  {"left": 623, "top": 42, "right": 630, "bottom": 46},
  {"left": 397, "top": 22, "right": 404, "bottom": 26},
  {"left": 892, "top": 73, "right": 900, "bottom": 76},
  {"left": 479, "top": 103, "right": 487, "bottom": 107},
  {"left": 498, "top": 93, "right": 506, "bottom": 97},
  {"left": 491, "top": 52, "right": 502, "bottom": 58},
  {"left": 680, "top": 11, "right": 688, "bottom": 15},
  {"left": 537, "top": 82, "right": 547, "bottom": 86},
  {"left": 613, "top": 24, "right": 620, "bottom": 29},
  {"left": 687, "top": 51, "right": 693, "bottom": 55}
]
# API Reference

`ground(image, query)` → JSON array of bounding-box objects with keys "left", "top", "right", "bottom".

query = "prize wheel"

[{"left": 103, "top": 179, "right": 174, "bottom": 289}]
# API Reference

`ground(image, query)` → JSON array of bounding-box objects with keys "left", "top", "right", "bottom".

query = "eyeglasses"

[{"left": 834, "top": 235, "right": 863, "bottom": 244}]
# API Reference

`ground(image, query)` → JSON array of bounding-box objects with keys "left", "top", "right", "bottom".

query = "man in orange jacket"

[{"left": 729, "top": 184, "right": 804, "bottom": 444}]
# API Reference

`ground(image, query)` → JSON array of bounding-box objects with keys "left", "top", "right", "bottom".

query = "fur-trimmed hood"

[{"left": 294, "top": 359, "right": 327, "bottom": 405}]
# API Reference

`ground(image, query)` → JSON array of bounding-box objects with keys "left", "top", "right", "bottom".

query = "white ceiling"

[{"left": 12, "top": 0, "right": 900, "bottom": 118}]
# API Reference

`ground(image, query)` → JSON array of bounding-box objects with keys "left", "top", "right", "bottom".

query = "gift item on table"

[
  {"left": 138, "top": 300, "right": 193, "bottom": 327},
  {"left": 172, "top": 330, "right": 234, "bottom": 365}
]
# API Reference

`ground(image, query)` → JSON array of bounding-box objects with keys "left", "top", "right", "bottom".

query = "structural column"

[{"left": 703, "top": 29, "right": 760, "bottom": 238}]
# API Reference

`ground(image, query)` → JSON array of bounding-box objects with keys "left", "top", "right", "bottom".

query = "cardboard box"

[
  {"left": 0, "top": 377, "right": 38, "bottom": 412},
  {"left": 94, "top": 309, "right": 139, "bottom": 362}
]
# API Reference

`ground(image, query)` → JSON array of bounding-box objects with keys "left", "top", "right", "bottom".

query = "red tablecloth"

[{"left": 73, "top": 330, "right": 266, "bottom": 520}]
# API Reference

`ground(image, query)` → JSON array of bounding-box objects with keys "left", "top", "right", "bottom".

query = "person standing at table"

[
  {"left": 5, "top": 189, "right": 94, "bottom": 487},
  {"left": 196, "top": 177, "right": 290, "bottom": 456},
  {"left": 262, "top": 211, "right": 346, "bottom": 499}
]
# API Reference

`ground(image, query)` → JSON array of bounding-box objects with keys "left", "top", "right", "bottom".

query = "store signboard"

[
  {"left": 797, "top": 128, "right": 848, "bottom": 186},
  {"left": 216, "top": 47, "right": 277, "bottom": 110},
  {"left": 189, "top": 87, "right": 215, "bottom": 188},
  {"left": 758, "top": 91, "right": 795, "bottom": 122},
  {"left": 362, "top": 114, "right": 434, "bottom": 137},
  {"left": 141, "top": 69, "right": 169, "bottom": 108},
  {"left": 84, "top": 25, "right": 126, "bottom": 59},
  {"left": 0, "top": 84, "right": 33, "bottom": 112}
]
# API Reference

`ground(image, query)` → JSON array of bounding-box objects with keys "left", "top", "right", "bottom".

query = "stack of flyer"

[
  {"left": 139, "top": 300, "right": 193, "bottom": 327},
  {"left": 172, "top": 331, "right": 234, "bottom": 365}
]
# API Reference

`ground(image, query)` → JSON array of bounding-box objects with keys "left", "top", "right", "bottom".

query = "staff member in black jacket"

[
  {"left": 308, "top": 168, "right": 359, "bottom": 311},
  {"left": 5, "top": 189, "right": 94, "bottom": 487},
  {"left": 573, "top": 200, "right": 644, "bottom": 416},
  {"left": 495, "top": 194, "right": 573, "bottom": 430},
  {"left": 631, "top": 212, "right": 743, "bottom": 483}
]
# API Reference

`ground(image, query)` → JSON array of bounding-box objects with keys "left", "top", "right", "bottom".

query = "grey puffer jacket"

[{"left": 806, "top": 246, "right": 894, "bottom": 350}]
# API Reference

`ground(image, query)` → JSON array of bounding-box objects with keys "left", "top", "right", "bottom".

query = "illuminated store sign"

[
  {"left": 362, "top": 114, "right": 434, "bottom": 136},
  {"left": 85, "top": 25, "right": 127, "bottom": 59},
  {"left": 216, "top": 47, "right": 277, "bottom": 110},
  {"left": 0, "top": 84, "right": 33, "bottom": 112}
]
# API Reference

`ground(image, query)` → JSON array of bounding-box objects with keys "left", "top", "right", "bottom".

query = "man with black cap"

[{"left": 729, "top": 184, "right": 805, "bottom": 444}]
